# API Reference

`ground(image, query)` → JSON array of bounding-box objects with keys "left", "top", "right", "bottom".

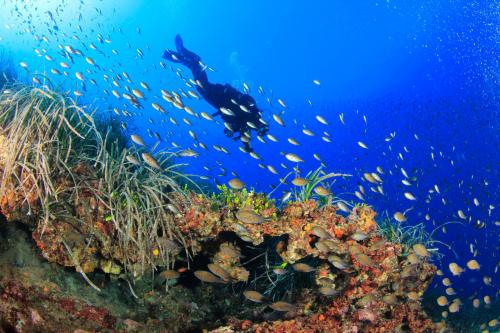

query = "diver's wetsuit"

[{"left": 163, "top": 35, "right": 268, "bottom": 151}]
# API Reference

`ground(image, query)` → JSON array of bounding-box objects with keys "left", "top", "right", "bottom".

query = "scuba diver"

[{"left": 163, "top": 34, "right": 268, "bottom": 152}]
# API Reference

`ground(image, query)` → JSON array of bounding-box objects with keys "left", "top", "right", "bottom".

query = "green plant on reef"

[
  {"left": 0, "top": 85, "right": 98, "bottom": 222},
  {"left": 86, "top": 126, "right": 200, "bottom": 277},
  {"left": 291, "top": 167, "right": 341, "bottom": 204},
  {"left": 212, "top": 184, "right": 275, "bottom": 214},
  {"left": 376, "top": 211, "right": 460, "bottom": 259},
  {"left": 94, "top": 115, "right": 129, "bottom": 153},
  {"left": 0, "top": 84, "right": 199, "bottom": 283},
  {"left": 377, "top": 217, "right": 430, "bottom": 255}
]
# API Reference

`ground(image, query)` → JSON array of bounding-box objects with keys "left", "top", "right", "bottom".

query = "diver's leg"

[
  {"left": 162, "top": 49, "right": 182, "bottom": 63},
  {"left": 164, "top": 35, "right": 209, "bottom": 88},
  {"left": 191, "top": 66, "right": 209, "bottom": 88},
  {"left": 174, "top": 34, "right": 201, "bottom": 66}
]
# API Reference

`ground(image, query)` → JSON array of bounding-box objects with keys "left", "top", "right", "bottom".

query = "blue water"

[{"left": 0, "top": 0, "right": 498, "bottom": 329}]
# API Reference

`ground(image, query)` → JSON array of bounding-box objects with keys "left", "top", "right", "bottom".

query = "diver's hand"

[
  {"left": 258, "top": 125, "right": 269, "bottom": 136},
  {"left": 224, "top": 128, "right": 234, "bottom": 138}
]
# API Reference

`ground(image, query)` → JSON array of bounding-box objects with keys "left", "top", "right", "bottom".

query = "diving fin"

[
  {"left": 175, "top": 34, "right": 184, "bottom": 52},
  {"left": 173, "top": 34, "right": 201, "bottom": 64},
  {"left": 163, "top": 35, "right": 201, "bottom": 67}
]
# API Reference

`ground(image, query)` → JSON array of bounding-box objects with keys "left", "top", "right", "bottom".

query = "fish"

[
  {"left": 339, "top": 113, "right": 345, "bottom": 125},
  {"left": 393, "top": 212, "right": 407, "bottom": 222},
  {"left": 200, "top": 112, "right": 213, "bottom": 121},
  {"left": 314, "top": 186, "right": 331, "bottom": 196},
  {"left": 400, "top": 168, "right": 409, "bottom": 178},
  {"left": 270, "top": 301, "right": 294, "bottom": 312},
  {"left": 442, "top": 278, "right": 452, "bottom": 287},
  {"left": 292, "top": 263, "right": 315, "bottom": 273},
  {"left": 472, "top": 299, "right": 480, "bottom": 308},
  {"left": 194, "top": 270, "right": 224, "bottom": 283},
  {"left": 235, "top": 209, "right": 264, "bottom": 224},
  {"left": 273, "top": 268, "right": 287, "bottom": 275},
  {"left": 354, "top": 253, "right": 375, "bottom": 267},
  {"left": 358, "top": 141, "right": 368, "bottom": 149},
  {"left": 311, "top": 226, "right": 332, "bottom": 239},
  {"left": 178, "top": 148, "right": 199, "bottom": 158},
  {"left": 126, "top": 155, "right": 141, "bottom": 166},
  {"left": 364, "top": 173, "right": 378, "bottom": 184},
  {"left": 132, "top": 89, "right": 144, "bottom": 99},
  {"left": 466, "top": 259, "right": 480, "bottom": 270},
  {"left": 243, "top": 290, "right": 266, "bottom": 303},
  {"left": 273, "top": 114, "right": 285, "bottom": 126},
  {"left": 448, "top": 302, "right": 460, "bottom": 313},
  {"left": 267, "top": 134, "right": 279, "bottom": 142},
  {"left": 318, "top": 287, "right": 338, "bottom": 296},
  {"left": 219, "top": 243, "right": 242, "bottom": 258},
  {"left": 436, "top": 296, "right": 448, "bottom": 306},
  {"left": 336, "top": 201, "right": 351, "bottom": 213},
  {"left": 131, "top": 134, "right": 146, "bottom": 146},
  {"left": 350, "top": 232, "right": 368, "bottom": 242},
  {"left": 404, "top": 192, "right": 417, "bottom": 201},
  {"left": 285, "top": 153, "right": 304, "bottom": 163},
  {"left": 207, "top": 263, "right": 231, "bottom": 281},
  {"left": 141, "top": 152, "right": 162, "bottom": 170},
  {"left": 328, "top": 255, "right": 350, "bottom": 270},
  {"left": 316, "top": 115, "right": 328, "bottom": 125},
  {"left": 160, "top": 270, "right": 180, "bottom": 280},
  {"left": 302, "top": 128, "right": 315, "bottom": 136},
  {"left": 445, "top": 287, "right": 456, "bottom": 296},
  {"left": 407, "top": 292, "right": 421, "bottom": 301},
  {"left": 228, "top": 178, "right": 245, "bottom": 190},
  {"left": 413, "top": 244, "right": 429, "bottom": 257},
  {"left": 267, "top": 165, "right": 279, "bottom": 175},
  {"left": 291, "top": 177, "right": 308, "bottom": 186},
  {"left": 448, "top": 262, "right": 464, "bottom": 276},
  {"left": 355, "top": 191, "right": 365, "bottom": 201},
  {"left": 220, "top": 107, "right": 235, "bottom": 116}
]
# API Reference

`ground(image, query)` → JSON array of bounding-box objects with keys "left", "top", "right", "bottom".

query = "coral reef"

[
  {"left": 0, "top": 86, "right": 447, "bottom": 332},
  {"left": 176, "top": 194, "right": 444, "bottom": 332}
]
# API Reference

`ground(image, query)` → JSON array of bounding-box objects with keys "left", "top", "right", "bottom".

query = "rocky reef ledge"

[{"left": 0, "top": 86, "right": 448, "bottom": 332}]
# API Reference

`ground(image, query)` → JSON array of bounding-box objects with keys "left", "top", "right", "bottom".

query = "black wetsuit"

[{"left": 163, "top": 35, "right": 268, "bottom": 151}]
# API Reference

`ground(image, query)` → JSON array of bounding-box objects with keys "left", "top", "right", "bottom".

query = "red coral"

[
  {"left": 77, "top": 305, "right": 116, "bottom": 329},
  {"left": 58, "top": 298, "right": 77, "bottom": 313}
]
